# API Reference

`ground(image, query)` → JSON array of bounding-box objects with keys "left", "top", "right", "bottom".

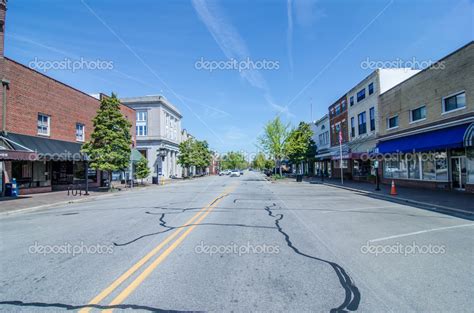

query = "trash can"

[
  {"left": 4, "top": 183, "right": 12, "bottom": 196},
  {"left": 296, "top": 174, "right": 303, "bottom": 182},
  {"left": 152, "top": 176, "right": 158, "bottom": 185}
]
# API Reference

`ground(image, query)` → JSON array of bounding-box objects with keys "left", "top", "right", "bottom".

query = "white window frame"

[
  {"left": 386, "top": 115, "right": 399, "bottom": 130},
  {"left": 441, "top": 90, "right": 466, "bottom": 114},
  {"left": 409, "top": 105, "right": 427, "bottom": 124},
  {"left": 37, "top": 113, "right": 50, "bottom": 136},
  {"left": 76, "top": 123, "right": 85, "bottom": 142}
]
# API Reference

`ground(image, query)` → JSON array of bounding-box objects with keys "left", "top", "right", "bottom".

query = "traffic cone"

[{"left": 390, "top": 180, "right": 397, "bottom": 196}]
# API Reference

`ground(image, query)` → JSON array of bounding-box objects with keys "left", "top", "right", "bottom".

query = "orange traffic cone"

[{"left": 390, "top": 180, "right": 397, "bottom": 196}]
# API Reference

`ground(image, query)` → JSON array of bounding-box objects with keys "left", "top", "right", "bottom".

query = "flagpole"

[{"left": 339, "top": 129, "right": 344, "bottom": 185}]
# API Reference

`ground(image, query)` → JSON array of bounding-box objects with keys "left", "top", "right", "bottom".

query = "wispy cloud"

[
  {"left": 191, "top": 0, "right": 293, "bottom": 118},
  {"left": 293, "top": 0, "right": 326, "bottom": 27},
  {"left": 287, "top": 0, "right": 294, "bottom": 77}
]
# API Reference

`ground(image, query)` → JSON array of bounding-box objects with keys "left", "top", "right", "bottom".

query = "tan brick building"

[{"left": 377, "top": 41, "right": 474, "bottom": 192}]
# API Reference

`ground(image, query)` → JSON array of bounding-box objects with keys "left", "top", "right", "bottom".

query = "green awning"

[{"left": 131, "top": 149, "right": 143, "bottom": 162}]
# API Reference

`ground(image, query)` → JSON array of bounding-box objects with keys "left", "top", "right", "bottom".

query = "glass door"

[{"left": 451, "top": 157, "right": 466, "bottom": 190}]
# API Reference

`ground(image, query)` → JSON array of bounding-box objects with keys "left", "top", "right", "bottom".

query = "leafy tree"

[
  {"left": 285, "top": 122, "right": 315, "bottom": 174},
  {"left": 135, "top": 156, "right": 151, "bottom": 184},
  {"left": 264, "top": 159, "right": 275, "bottom": 170},
  {"left": 178, "top": 138, "right": 212, "bottom": 176},
  {"left": 82, "top": 93, "right": 132, "bottom": 190},
  {"left": 252, "top": 152, "right": 267, "bottom": 170},
  {"left": 221, "top": 151, "right": 246, "bottom": 170},
  {"left": 258, "top": 116, "right": 290, "bottom": 175}
]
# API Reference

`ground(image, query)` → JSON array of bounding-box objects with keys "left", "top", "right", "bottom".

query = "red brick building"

[
  {"left": 0, "top": 1, "right": 136, "bottom": 194},
  {"left": 328, "top": 94, "right": 351, "bottom": 179}
]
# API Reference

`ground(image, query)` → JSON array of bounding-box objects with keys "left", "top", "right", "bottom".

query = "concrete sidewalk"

[{"left": 304, "top": 177, "right": 474, "bottom": 216}]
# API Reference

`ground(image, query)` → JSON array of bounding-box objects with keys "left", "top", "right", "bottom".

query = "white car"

[{"left": 230, "top": 170, "right": 241, "bottom": 177}]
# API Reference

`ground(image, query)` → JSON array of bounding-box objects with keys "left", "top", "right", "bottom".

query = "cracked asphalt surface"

[{"left": 0, "top": 171, "right": 473, "bottom": 312}]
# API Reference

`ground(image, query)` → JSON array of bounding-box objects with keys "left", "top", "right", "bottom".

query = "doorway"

[{"left": 451, "top": 156, "right": 466, "bottom": 190}]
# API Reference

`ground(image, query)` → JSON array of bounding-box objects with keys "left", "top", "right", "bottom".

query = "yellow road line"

[
  {"left": 79, "top": 187, "right": 232, "bottom": 313},
  {"left": 101, "top": 186, "right": 235, "bottom": 312}
]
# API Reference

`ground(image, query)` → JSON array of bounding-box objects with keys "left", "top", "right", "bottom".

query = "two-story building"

[
  {"left": 121, "top": 95, "right": 183, "bottom": 183},
  {"left": 328, "top": 95, "right": 350, "bottom": 179},
  {"left": 311, "top": 114, "right": 331, "bottom": 177},
  {"left": 347, "top": 68, "right": 419, "bottom": 181},
  {"left": 377, "top": 41, "right": 474, "bottom": 192}
]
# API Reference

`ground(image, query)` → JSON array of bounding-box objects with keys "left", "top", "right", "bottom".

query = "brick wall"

[
  {"left": 0, "top": 59, "right": 136, "bottom": 144},
  {"left": 378, "top": 42, "right": 474, "bottom": 138},
  {"left": 329, "top": 95, "right": 349, "bottom": 147}
]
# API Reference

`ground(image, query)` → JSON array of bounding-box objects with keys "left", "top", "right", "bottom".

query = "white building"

[
  {"left": 311, "top": 114, "right": 331, "bottom": 176},
  {"left": 121, "top": 95, "right": 183, "bottom": 182},
  {"left": 346, "top": 68, "right": 420, "bottom": 179}
]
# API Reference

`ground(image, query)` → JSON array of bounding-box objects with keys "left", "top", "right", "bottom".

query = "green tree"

[
  {"left": 252, "top": 152, "right": 266, "bottom": 170},
  {"left": 221, "top": 151, "right": 246, "bottom": 170},
  {"left": 82, "top": 94, "right": 132, "bottom": 190},
  {"left": 264, "top": 159, "right": 275, "bottom": 170},
  {"left": 178, "top": 138, "right": 212, "bottom": 176},
  {"left": 258, "top": 116, "right": 290, "bottom": 175},
  {"left": 285, "top": 122, "right": 315, "bottom": 174},
  {"left": 135, "top": 156, "right": 151, "bottom": 184}
]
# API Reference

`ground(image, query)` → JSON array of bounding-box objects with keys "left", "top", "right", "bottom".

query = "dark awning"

[
  {"left": 377, "top": 123, "right": 472, "bottom": 154},
  {"left": 3, "top": 133, "right": 85, "bottom": 161}
]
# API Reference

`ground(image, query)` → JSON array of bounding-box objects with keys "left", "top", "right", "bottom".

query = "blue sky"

[{"left": 4, "top": 0, "right": 473, "bottom": 154}]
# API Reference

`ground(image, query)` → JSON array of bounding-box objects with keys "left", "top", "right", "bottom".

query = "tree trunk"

[{"left": 108, "top": 171, "right": 112, "bottom": 191}]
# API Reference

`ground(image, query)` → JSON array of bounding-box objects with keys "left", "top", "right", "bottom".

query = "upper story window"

[
  {"left": 387, "top": 115, "right": 399, "bottom": 130},
  {"left": 350, "top": 96, "right": 354, "bottom": 106},
  {"left": 136, "top": 110, "right": 147, "bottom": 122},
  {"left": 37, "top": 113, "right": 50, "bottom": 136},
  {"left": 319, "top": 131, "right": 329, "bottom": 146},
  {"left": 368, "top": 82, "right": 374, "bottom": 95},
  {"left": 358, "top": 112, "right": 367, "bottom": 135},
  {"left": 136, "top": 110, "right": 148, "bottom": 137},
  {"left": 350, "top": 117, "right": 355, "bottom": 137},
  {"left": 442, "top": 91, "right": 466, "bottom": 113},
  {"left": 76, "top": 123, "right": 85, "bottom": 142},
  {"left": 410, "top": 106, "right": 426, "bottom": 122},
  {"left": 357, "top": 88, "right": 366, "bottom": 102},
  {"left": 369, "top": 107, "right": 375, "bottom": 131},
  {"left": 341, "top": 99, "right": 347, "bottom": 112},
  {"left": 335, "top": 105, "right": 341, "bottom": 116}
]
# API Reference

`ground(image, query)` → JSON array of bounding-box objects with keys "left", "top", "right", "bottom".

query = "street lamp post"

[{"left": 157, "top": 147, "right": 167, "bottom": 185}]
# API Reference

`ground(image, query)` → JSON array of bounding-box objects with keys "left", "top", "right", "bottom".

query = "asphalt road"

[{"left": 0, "top": 171, "right": 473, "bottom": 312}]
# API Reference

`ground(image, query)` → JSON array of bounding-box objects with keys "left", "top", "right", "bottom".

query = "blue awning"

[{"left": 377, "top": 123, "right": 472, "bottom": 153}]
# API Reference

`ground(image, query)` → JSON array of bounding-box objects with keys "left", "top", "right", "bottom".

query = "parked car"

[
  {"left": 219, "top": 170, "right": 231, "bottom": 176},
  {"left": 230, "top": 170, "right": 241, "bottom": 177},
  {"left": 239, "top": 170, "right": 244, "bottom": 175}
]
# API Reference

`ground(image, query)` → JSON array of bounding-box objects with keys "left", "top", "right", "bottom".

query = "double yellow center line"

[{"left": 80, "top": 184, "right": 236, "bottom": 313}]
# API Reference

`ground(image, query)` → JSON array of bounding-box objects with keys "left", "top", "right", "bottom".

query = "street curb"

[
  {"left": 0, "top": 176, "right": 212, "bottom": 217},
  {"left": 312, "top": 181, "right": 474, "bottom": 216},
  {"left": 0, "top": 192, "right": 121, "bottom": 217}
]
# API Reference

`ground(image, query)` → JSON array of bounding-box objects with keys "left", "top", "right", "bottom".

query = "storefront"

[
  {"left": 1, "top": 132, "right": 99, "bottom": 194},
  {"left": 314, "top": 150, "right": 332, "bottom": 177},
  {"left": 377, "top": 122, "right": 474, "bottom": 192}
]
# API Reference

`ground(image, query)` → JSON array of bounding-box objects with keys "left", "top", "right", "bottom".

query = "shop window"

[
  {"left": 443, "top": 91, "right": 466, "bottom": 113},
  {"left": 407, "top": 154, "right": 420, "bottom": 179},
  {"left": 421, "top": 154, "right": 436, "bottom": 181},
  {"left": 467, "top": 148, "right": 474, "bottom": 184},
  {"left": 435, "top": 152, "right": 448, "bottom": 181}
]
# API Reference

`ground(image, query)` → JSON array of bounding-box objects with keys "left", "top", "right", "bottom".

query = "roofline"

[
  {"left": 314, "top": 114, "right": 329, "bottom": 125},
  {"left": 379, "top": 41, "right": 474, "bottom": 97},
  {"left": 4, "top": 57, "right": 100, "bottom": 102},
  {"left": 121, "top": 95, "right": 182, "bottom": 118}
]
